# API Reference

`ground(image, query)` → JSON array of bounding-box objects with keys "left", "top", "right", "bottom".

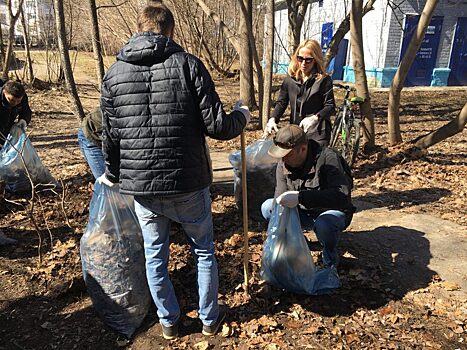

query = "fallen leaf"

[
  {"left": 442, "top": 282, "right": 460, "bottom": 291},
  {"left": 194, "top": 340, "right": 210, "bottom": 350},
  {"left": 380, "top": 306, "right": 394, "bottom": 315}
]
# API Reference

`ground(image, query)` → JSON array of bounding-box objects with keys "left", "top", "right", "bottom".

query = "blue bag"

[
  {"left": 80, "top": 182, "right": 150, "bottom": 338},
  {"left": 0, "top": 125, "right": 58, "bottom": 194},
  {"left": 260, "top": 203, "right": 341, "bottom": 295}
]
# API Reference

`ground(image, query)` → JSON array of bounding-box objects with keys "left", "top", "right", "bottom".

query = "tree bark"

[
  {"left": 2, "top": 0, "right": 25, "bottom": 80},
  {"left": 238, "top": 0, "right": 255, "bottom": 108},
  {"left": 388, "top": 0, "right": 439, "bottom": 145},
  {"left": 20, "top": 5, "right": 35, "bottom": 83},
  {"left": 323, "top": 0, "right": 376, "bottom": 69},
  {"left": 261, "top": 0, "right": 274, "bottom": 130},
  {"left": 0, "top": 18, "right": 5, "bottom": 70},
  {"left": 413, "top": 102, "right": 467, "bottom": 149},
  {"left": 54, "top": 0, "right": 85, "bottom": 121},
  {"left": 88, "top": 0, "right": 105, "bottom": 89},
  {"left": 350, "top": 0, "right": 375, "bottom": 150},
  {"left": 286, "top": 0, "right": 309, "bottom": 56}
]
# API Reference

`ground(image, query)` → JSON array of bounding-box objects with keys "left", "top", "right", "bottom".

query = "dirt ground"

[{"left": 0, "top": 80, "right": 466, "bottom": 350}]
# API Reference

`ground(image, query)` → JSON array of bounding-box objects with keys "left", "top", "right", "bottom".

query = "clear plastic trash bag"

[
  {"left": 260, "top": 203, "right": 341, "bottom": 295},
  {"left": 0, "top": 126, "right": 58, "bottom": 194},
  {"left": 80, "top": 182, "right": 150, "bottom": 338},
  {"left": 229, "top": 139, "right": 279, "bottom": 221}
]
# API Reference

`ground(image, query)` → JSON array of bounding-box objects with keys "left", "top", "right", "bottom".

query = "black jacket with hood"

[
  {"left": 271, "top": 75, "right": 335, "bottom": 146},
  {"left": 101, "top": 32, "right": 246, "bottom": 196}
]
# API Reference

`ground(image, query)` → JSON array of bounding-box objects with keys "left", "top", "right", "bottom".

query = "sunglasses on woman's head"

[{"left": 297, "top": 56, "right": 314, "bottom": 64}]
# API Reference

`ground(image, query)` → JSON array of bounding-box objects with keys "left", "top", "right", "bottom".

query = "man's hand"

[
  {"left": 15, "top": 119, "right": 27, "bottom": 130},
  {"left": 299, "top": 115, "right": 319, "bottom": 133},
  {"left": 96, "top": 174, "right": 118, "bottom": 188},
  {"left": 234, "top": 100, "right": 250, "bottom": 125},
  {"left": 263, "top": 118, "right": 278, "bottom": 138},
  {"left": 276, "top": 190, "right": 299, "bottom": 208}
]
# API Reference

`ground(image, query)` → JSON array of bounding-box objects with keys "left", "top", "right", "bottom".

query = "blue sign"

[{"left": 321, "top": 22, "right": 333, "bottom": 55}]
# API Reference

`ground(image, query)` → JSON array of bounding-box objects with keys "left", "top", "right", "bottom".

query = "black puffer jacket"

[
  {"left": 101, "top": 32, "right": 246, "bottom": 196},
  {"left": 271, "top": 75, "right": 335, "bottom": 146}
]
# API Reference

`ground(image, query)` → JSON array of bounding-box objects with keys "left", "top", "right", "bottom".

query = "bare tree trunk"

[
  {"left": 20, "top": 6, "right": 35, "bottom": 83},
  {"left": 388, "top": 0, "right": 439, "bottom": 145},
  {"left": 2, "top": 0, "right": 25, "bottom": 80},
  {"left": 0, "top": 20, "right": 5, "bottom": 70},
  {"left": 350, "top": 0, "right": 375, "bottom": 150},
  {"left": 286, "top": 0, "right": 309, "bottom": 55},
  {"left": 238, "top": 0, "right": 255, "bottom": 108},
  {"left": 413, "top": 102, "right": 467, "bottom": 149},
  {"left": 262, "top": 0, "right": 274, "bottom": 130},
  {"left": 88, "top": 0, "right": 105, "bottom": 88},
  {"left": 54, "top": 0, "right": 85, "bottom": 121},
  {"left": 324, "top": 0, "right": 376, "bottom": 69}
]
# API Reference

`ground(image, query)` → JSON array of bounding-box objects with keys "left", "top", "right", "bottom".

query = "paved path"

[{"left": 210, "top": 150, "right": 467, "bottom": 294}]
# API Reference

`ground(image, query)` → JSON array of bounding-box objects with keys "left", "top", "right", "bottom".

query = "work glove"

[
  {"left": 299, "top": 115, "right": 319, "bottom": 133},
  {"left": 234, "top": 100, "right": 251, "bottom": 125},
  {"left": 96, "top": 174, "right": 118, "bottom": 188},
  {"left": 263, "top": 117, "right": 278, "bottom": 138},
  {"left": 275, "top": 190, "right": 299, "bottom": 208},
  {"left": 15, "top": 119, "right": 27, "bottom": 130}
]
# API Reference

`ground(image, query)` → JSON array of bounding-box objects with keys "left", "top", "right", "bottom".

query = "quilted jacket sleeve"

[{"left": 191, "top": 57, "right": 246, "bottom": 140}]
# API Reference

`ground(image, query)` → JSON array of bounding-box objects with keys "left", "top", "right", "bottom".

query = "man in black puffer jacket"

[{"left": 99, "top": 2, "right": 249, "bottom": 340}]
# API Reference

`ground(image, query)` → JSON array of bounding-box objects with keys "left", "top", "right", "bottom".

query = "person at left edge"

[
  {"left": 98, "top": 2, "right": 249, "bottom": 340},
  {"left": 0, "top": 80, "right": 32, "bottom": 147}
]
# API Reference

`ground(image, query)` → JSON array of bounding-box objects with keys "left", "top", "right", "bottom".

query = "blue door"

[
  {"left": 400, "top": 15, "right": 444, "bottom": 86},
  {"left": 448, "top": 17, "right": 467, "bottom": 86}
]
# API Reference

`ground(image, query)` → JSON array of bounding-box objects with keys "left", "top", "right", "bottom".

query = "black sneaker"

[
  {"left": 202, "top": 308, "right": 226, "bottom": 336},
  {"left": 161, "top": 320, "right": 179, "bottom": 340}
]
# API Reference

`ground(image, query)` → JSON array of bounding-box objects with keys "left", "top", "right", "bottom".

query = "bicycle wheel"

[
  {"left": 330, "top": 112, "right": 343, "bottom": 148},
  {"left": 342, "top": 115, "right": 360, "bottom": 166}
]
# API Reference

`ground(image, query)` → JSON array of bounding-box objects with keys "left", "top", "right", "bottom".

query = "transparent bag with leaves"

[
  {"left": 0, "top": 126, "right": 58, "bottom": 194},
  {"left": 80, "top": 182, "right": 150, "bottom": 338},
  {"left": 229, "top": 139, "right": 279, "bottom": 221}
]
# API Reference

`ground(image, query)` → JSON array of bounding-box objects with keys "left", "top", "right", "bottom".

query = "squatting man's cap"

[{"left": 268, "top": 124, "right": 307, "bottom": 158}]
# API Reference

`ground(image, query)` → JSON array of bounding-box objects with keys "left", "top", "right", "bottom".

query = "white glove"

[
  {"left": 263, "top": 118, "right": 278, "bottom": 137},
  {"left": 96, "top": 174, "right": 118, "bottom": 188},
  {"left": 299, "top": 115, "right": 319, "bottom": 133},
  {"left": 234, "top": 100, "right": 250, "bottom": 125},
  {"left": 275, "top": 190, "right": 299, "bottom": 208},
  {"left": 15, "top": 119, "right": 27, "bottom": 130}
]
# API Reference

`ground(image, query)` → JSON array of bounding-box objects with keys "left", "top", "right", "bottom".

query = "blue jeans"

[
  {"left": 77, "top": 128, "right": 105, "bottom": 180},
  {"left": 261, "top": 198, "right": 347, "bottom": 267},
  {"left": 134, "top": 187, "right": 219, "bottom": 328}
]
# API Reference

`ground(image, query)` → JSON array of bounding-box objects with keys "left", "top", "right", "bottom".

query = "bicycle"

[{"left": 330, "top": 83, "right": 365, "bottom": 167}]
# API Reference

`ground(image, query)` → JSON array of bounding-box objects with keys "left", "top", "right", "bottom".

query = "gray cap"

[{"left": 268, "top": 124, "right": 307, "bottom": 158}]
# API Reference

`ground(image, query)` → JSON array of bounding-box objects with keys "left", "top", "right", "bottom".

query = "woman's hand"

[
  {"left": 299, "top": 115, "right": 319, "bottom": 133},
  {"left": 263, "top": 118, "right": 278, "bottom": 138}
]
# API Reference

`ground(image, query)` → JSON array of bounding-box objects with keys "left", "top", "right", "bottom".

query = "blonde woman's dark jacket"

[{"left": 271, "top": 75, "right": 335, "bottom": 146}]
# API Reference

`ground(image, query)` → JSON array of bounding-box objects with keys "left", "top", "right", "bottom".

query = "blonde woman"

[{"left": 265, "top": 39, "right": 336, "bottom": 146}]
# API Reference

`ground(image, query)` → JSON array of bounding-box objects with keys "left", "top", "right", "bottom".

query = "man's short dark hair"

[
  {"left": 137, "top": 2, "right": 175, "bottom": 35},
  {"left": 3, "top": 80, "right": 25, "bottom": 98}
]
